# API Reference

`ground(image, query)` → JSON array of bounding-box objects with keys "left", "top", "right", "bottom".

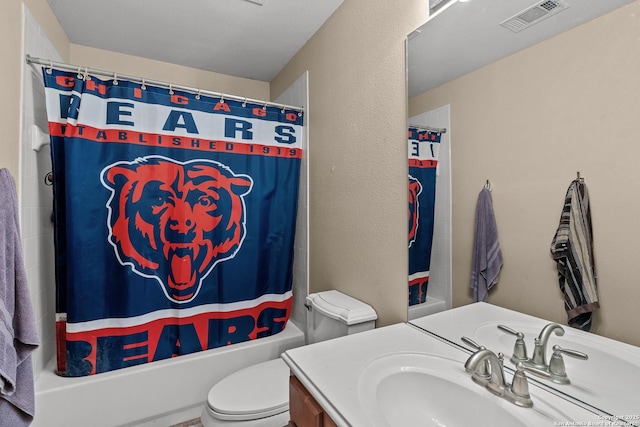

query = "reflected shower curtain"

[
  {"left": 42, "top": 68, "right": 302, "bottom": 376},
  {"left": 408, "top": 128, "right": 440, "bottom": 306}
]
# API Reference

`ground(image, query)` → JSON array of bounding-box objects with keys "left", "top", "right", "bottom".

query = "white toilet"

[{"left": 200, "top": 290, "right": 377, "bottom": 427}]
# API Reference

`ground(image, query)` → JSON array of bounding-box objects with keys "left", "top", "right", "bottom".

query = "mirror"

[{"left": 406, "top": 0, "right": 639, "bottom": 419}]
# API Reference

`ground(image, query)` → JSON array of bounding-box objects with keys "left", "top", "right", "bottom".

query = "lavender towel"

[
  {"left": 470, "top": 188, "right": 503, "bottom": 302},
  {"left": 0, "top": 169, "right": 39, "bottom": 426}
]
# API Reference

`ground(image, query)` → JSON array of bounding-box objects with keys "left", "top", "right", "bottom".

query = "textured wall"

[
  {"left": 2, "top": 0, "right": 69, "bottom": 184},
  {"left": 70, "top": 45, "right": 270, "bottom": 100},
  {"left": 272, "top": 0, "right": 430, "bottom": 326}
]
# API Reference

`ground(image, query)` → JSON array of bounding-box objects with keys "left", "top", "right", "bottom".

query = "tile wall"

[
  {"left": 275, "top": 72, "right": 309, "bottom": 334},
  {"left": 20, "top": 5, "right": 62, "bottom": 379}
]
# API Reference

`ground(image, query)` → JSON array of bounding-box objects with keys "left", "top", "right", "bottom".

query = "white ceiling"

[
  {"left": 408, "top": 0, "right": 635, "bottom": 97},
  {"left": 47, "top": 0, "right": 344, "bottom": 82}
]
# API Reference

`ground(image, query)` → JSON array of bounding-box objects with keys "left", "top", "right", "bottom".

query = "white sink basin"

[
  {"left": 471, "top": 320, "right": 640, "bottom": 423},
  {"left": 358, "top": 352, "right": 588, "bottom": 427}
]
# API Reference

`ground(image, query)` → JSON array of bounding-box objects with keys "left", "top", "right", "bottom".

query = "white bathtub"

[
  {"left": 407, "top": 297, "right": 447, "bottom": 320},
  {"left": 32, "top": 321, "right": 304, "bottom": 427}
]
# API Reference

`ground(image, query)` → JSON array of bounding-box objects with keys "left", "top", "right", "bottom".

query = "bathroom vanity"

[
  {"left": 283, "top": 303, "right": 640, "bottom": 427},
  {"left": 289, "top": 375, "right": 337, "bottom": 427}
]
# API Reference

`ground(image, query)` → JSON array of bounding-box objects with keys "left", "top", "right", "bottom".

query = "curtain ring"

[
  {"left": 281, "top": 104, "right": 287, "bottom": 113},
  {"left": 169, "top": 83, "right": 174, "bottom": 95},
  {"left": 84, "top": 66, "right": 91, "bottom": 81},
  {"left": 242, "top": 97, "right": 247, "bottom": 108},
  {"left": 113, "top": 73, "right": 118, "bottom": 85},
  {"left": 44, "top": 172, "right": 54, "bottom": 186},
  {"left": 46, "top": 60, "right": 53, "bottom": 74},
  {"left": 262, "top": 100, "right": 268, "bottom": 110},
  {"left": 195, "top": 89, "right": 201, "bottom": 100},
  {"left": 77, "top": 66, "right": 83, "bottom": 79},
  {"left": 219, "top": 94, "right": 225, "bottom": 104},
  {"left": 141, "top": 78, "right": 146, "bottom": 90}
]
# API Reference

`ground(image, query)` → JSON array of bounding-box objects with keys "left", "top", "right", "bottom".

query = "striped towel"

[{"left": 550, "top": 179, "right": 599, "bottom": 331}]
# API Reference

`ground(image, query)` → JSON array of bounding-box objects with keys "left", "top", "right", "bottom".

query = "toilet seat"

[{"left": 206, "top": 358, "right": 290, "bottom": 421}]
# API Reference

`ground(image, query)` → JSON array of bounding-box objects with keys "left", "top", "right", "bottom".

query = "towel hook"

[{"left": 485, "top": 179, "right": 492, "bottom": 191}]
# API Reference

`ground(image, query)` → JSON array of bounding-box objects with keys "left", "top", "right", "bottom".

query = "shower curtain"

[
  {"left": 42, "top": 68, "right": 303, "bottom": 376},
  {"left": 408, "top": 128, "right": 440, "bottom": 306}
]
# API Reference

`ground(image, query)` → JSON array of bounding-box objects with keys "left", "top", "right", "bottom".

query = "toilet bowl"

[{"left": 201, "top": 290, "right": 377, "bottom": 427}]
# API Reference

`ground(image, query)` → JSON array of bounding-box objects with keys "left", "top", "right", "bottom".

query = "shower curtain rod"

[
  {"left": 408, "top": 123, "right": 447, "bottom": 134},
  {"left": 25, "top": 54, "right": 304, "bottom": 113}
]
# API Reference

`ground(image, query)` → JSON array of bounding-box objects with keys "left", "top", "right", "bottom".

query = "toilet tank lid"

[{"left": 306, "top": 290, "right": 377, "bottom": 325}]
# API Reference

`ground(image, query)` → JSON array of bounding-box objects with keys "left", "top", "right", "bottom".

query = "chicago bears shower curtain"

[
  {"left": 408, "top": 128, "right": 440, "bottom": 306},
  {"left": 42, "top": 68, "right": 302, "bottom": 376}
]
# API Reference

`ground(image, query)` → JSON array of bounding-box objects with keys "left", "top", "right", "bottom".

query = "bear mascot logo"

[
  {"left": 408, "top": 174, "right": 422, "bottom": 248},
  {"left": 101, "top": 156, "right": 253, "bottom": 303}
]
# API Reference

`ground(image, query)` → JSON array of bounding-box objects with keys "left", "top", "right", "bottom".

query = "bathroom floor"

[{"left": 170, "top": 419, "right": 203, "bottom": 427}]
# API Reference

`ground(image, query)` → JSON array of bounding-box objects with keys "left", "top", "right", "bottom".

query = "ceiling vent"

[{"left": 500, "top": 0, "right": 569, "bottom": 33}]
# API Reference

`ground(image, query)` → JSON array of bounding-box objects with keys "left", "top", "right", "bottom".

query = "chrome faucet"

[
  {"left": 529, "top": 323, "right": 565, "bottom": 369},
  {"left": 500, "top": 323, "right": 589, "bottom": 385},
  {"left": 462, "top": 338, "right": 533, "bottom": 408}
]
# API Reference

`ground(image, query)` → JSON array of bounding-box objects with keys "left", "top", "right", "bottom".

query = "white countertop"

[{"left": 282, "top": 322, "right": 604, "bottom": 427}]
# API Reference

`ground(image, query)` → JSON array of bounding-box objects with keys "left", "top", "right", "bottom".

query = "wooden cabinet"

[{"left": 288, "top": 375, "right": 338, "bottom": 427}]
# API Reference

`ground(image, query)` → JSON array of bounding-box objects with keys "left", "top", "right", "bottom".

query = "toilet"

[{"left": 200, "top": 290, "right": 377, "bottom": 427}]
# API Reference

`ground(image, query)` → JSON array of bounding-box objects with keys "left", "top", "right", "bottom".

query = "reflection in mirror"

[
  {"left": 407, "top": 0, "right": 639, "bottom": 419},
  {"left": 407, "top": 107, "right": 451, "bottom": 320},
  {"left": 408, "top": 0, "right": 636, "bottom": 97}
]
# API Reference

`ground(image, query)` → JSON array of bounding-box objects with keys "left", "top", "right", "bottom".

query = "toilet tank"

[{"left": 305, "top": 290, "right": 377, "bottom": 345}]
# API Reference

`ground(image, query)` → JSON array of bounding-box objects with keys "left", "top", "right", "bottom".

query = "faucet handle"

[
  {"left": 509, "top": 362, "right": 534, "bottom": 407},
  {"left": 461, "top": 336, "right": 484, "bottom": 351},
  {"left": 552, "top": 345, "right": 589, "bottom": 361},
  {"left": 497, "top": 325, "right": 528, "bottom": 364},
  {"left": 497, "top": 324, "right": 519, "bottom": 335},
  {"left": 548, "top": 345, "right": 588, "bottom": 384},
  {"left": 511, "top": 362, "right": 531, "bottom": 398}
]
